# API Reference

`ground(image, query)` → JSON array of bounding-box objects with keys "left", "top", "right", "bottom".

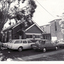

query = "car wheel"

[
  {"left": 55, "top": 46, "right": 58, "bottom": 50},
  {"left": 43, "top": 48, "right": 46, "bottom": 52},
  {"left": 18, "top": 47, "right": 23, "bottom": 52}
]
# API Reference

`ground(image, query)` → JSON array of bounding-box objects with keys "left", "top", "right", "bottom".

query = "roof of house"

[
  {"left": 49, "top": 19, "right": 62, "bottom": 23},
  {"left": 2, "top": 20, "right": 43, "bottom": 33},
  {"left": 2, "top": 21, "right": 24, "bottom": 32}
]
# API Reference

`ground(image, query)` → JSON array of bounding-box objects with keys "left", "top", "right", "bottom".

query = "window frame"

[
  {"left": 28, "top": 40, "right": 32, "bottom": 43},
  {"left": 23, "top": 41, "right": 27, "bottom": 43}
]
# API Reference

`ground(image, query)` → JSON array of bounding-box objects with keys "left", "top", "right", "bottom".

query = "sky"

[
  {"left": 4, "top": 0, "right": 64, "bottom": 29},
  {"left": 33, "top": 0, "right": 64, "bottom": 26}
]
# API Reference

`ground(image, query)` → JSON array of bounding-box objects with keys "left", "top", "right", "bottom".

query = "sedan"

[
  {"left": 3, "top": 39, "right": 35, "bottom": 52},
  {"left": 32, "top": 40, "right": 59, "bottom": 52}
]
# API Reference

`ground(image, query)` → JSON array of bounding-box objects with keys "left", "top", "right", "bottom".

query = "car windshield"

[
  {"left": 14, "top": 41, "right": 20, "bottom": 43},
  {"left": 28, "top": 40, "right": 32, "bottom": 43},
  {"left": 23, "top": 41, "right": 27, "bottom": 43},
  {"left": 39, "top": 40, "right": 45, "bottom": 44},
  {"left": 36, "top": 40, "right": 45, "bottom": 45}
]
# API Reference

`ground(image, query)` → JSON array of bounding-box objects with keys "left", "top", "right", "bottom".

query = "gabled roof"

[
  {"left": 2, "top": 21, "right": 24, "bottom": 32},
  {"left": 2, "top": 20, "right": 43, "bottom": 33},
  {"left": 25, "top": 23, "right": 35, "bottom": 31},
  {"left": 25, "top": 22, "right": 44, "bottom": 33}
]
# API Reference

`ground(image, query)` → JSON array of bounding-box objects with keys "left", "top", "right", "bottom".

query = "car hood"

[{"left": 57, "top": 42, "right": 64, "bottom": 44}]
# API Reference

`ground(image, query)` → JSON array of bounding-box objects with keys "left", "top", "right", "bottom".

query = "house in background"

[
  {"left": 1, "top": 19, "right": 43, "bottom": 42},
  {"left": 41, "top": 19, "right": 62, "bottom": 42},
  {"left": 40, "top": 24, "right": 51, "bottom": 33},
  {"left": 50, "top": 19, "right": 62, "bottom": 41},
  {"left": 40, "top": 24, "right": 51, "bottom": 41}
]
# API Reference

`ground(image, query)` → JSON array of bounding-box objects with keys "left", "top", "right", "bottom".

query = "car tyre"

[
  {"left": 43, "top": 48, "right": 46, "bottom": 52},
  {"left": 18, "top": 47, "right": 23, "bottom": 52}
]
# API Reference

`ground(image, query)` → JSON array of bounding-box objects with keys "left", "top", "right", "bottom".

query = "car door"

[
  {"left": 28, "top": 40, "right": 33, "bottom": 48},
  {"left": 22, "top": 40, "right": 29, "bottom": 49},
  {"left": 46, "top": 43, "right": 54, "bottom": 49},
  {"left": 13, "top": 41, "right": 22, "bottom": 49}
]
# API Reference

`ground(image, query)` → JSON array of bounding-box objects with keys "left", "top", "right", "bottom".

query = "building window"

[
  {"left": 26, "top": 35, "right": 32, "bottom": 38},
  {"left": 9, "top": 30, "right": 12, "bottom": 41},
  {"left": 2, "top": 33, "right": 4, "bottom": 42},
  {"left": 35, "top": 35, "right": 40, "bottom": 38},
  {"left": 26, "top": 34, "right": 41, "bottom": 38},
  {"left": 32, "top": 35, "right": 35, "bottom": 40},
  {"left": 55, "top": 22, "right": 57, "bottom": 31},
  {"left": 5, "top": 32, "right": 7, "bottom": 42},
  {"left": 43, "top": 35, "right": 47, "bottom": 39}
]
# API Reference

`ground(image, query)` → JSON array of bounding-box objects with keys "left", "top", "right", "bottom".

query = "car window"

[
  {"left": 23, "top": 41, "right": 27, "bottom": 43},
  {"left": 40, "top": 41, "right": 45, "bottom": 45},
  {"left": 15, "top": 41, "right": 20, "bottom": 43},
  {"left": 28, "top": 41, "right": 32, "bottom": 43}
]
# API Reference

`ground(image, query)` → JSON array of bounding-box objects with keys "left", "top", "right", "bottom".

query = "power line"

[{"left": 36, "top": 0, "right": 55, "bottom": 18}]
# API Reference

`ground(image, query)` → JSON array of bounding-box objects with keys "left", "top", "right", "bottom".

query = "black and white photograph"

[{"left": 0, "top": 0, "right": 64, "bottom": 62}]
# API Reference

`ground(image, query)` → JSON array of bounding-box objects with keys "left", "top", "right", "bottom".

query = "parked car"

[
  {"left": 2, "top": 39, "right": 35, "bottom": 52},
  {"left": 31, "top": 40, "right": 59, "bottom": 52},
  {"left": 57, "top": 40, "right": 64, "bottom": 48}
]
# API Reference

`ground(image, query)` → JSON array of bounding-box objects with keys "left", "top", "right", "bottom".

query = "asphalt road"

[
  {"left": 31, "top": 51, "right": 64, "bottom": 61},
  {"left": 0, "top": 48, "right": 64, "bottom": 61},
  {"left": 0, "top": 48, "right": 43, "bottom": 61}
]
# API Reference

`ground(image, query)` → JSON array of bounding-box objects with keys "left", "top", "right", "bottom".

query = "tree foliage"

[{"left": 0, "top": 0, "right": 37, "bottom": 31}]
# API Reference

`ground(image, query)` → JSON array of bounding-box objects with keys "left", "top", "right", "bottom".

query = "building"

[
  {"left": 41, "top": 19, "right": 63, "bottom": 42},
  {"left": 40, "top": 24, "right": 51, "bottom": 41},
  {"left": 40, "top": 24, "right": 50, "bottom": 33},
  {"left": 1, "top": 20, "right": 43, "bottom": 42},
  {"left": 50, "top": 19, "right": 63, "bottom": 41}
]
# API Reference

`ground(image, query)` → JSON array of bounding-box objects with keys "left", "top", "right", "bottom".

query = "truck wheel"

[
  {"left": 18, "top": 47, "right": 23, "bottom": 52},
  {"left": 43, "top": 48, "right": 46, "bottom": 52}
]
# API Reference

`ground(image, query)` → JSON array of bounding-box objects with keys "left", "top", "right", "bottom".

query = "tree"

[
  {"left": 0, "top": 0, "right": 37, "bottom": 41},
  {"left": 0, "top": 0, "right": 16, "bottom": 29}
]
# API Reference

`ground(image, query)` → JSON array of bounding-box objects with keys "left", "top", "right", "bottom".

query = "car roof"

[{"left": 12, "top": 39, "right": 30, "bottom": 42}]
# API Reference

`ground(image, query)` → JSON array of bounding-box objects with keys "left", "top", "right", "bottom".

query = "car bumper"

[{"left": 32, "top": 45, "right": 42, "bottom": 50}]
